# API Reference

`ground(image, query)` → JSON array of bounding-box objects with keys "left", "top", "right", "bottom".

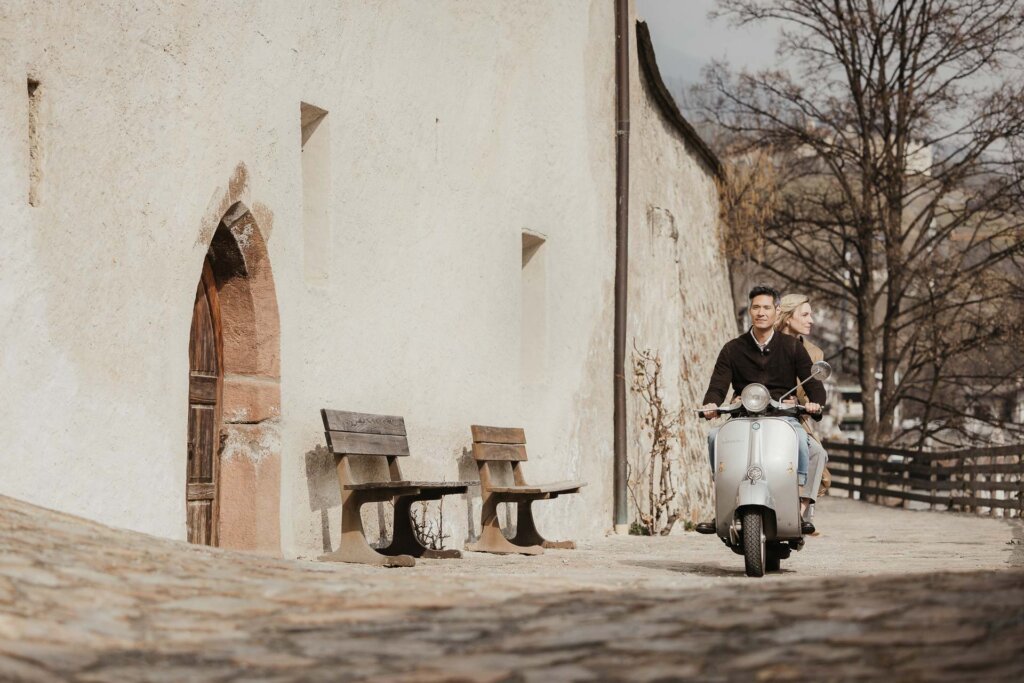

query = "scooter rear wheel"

[{"left": 742, "top": 510, "right": 765, "bottom": 577}]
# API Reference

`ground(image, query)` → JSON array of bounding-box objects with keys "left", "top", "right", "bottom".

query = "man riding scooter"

[{"left": 696, "top": 285, "right": 825, "bottom": 535}]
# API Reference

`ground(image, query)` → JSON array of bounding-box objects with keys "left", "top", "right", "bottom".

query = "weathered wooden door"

[{"left": 186, "top": 258, "right": 223, "bottom": 545}]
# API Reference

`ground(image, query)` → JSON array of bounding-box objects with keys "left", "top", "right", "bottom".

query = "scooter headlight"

[{"left": 740, "top": 383, "right": 771, "bottom": 413}]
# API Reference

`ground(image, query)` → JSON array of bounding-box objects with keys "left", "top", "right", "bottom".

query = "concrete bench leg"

[
  {"left": 511, "top": 498, "right": 576, "bottom": 550},
  {"left": 467, "top": 496, "right": 543, "bottom": 555},
  {"left": 381, "top": 495, "right": 461, "bottom": 560},
  {"left": 319, "top": 493, "right": 415, "bottom": 567}
]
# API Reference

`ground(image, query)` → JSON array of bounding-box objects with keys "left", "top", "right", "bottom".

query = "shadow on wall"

[
  {"left": 304, "top": 445, "right": 338, "bottom": 553},
  {"left": 458, "top": 445, "right": 521, "bottom": 543},
  {"left": 302, "top": 445, "right": 400, "bottom": 553},
  {"left": 457, "top": 446, "right": 482, "bottom": 544}
]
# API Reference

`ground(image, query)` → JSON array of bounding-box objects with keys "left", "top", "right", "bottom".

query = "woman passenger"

[{"left": 776, "top": 294, "right": 829, "bottom": 530}]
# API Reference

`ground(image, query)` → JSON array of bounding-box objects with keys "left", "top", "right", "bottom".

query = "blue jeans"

[{"left": 708, "top": 417, "right": 809, "bottom": 485}]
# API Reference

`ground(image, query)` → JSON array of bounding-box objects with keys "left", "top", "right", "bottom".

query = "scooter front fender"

[{"left": 735, "top": 479, "right": 773, "bottom": 510}]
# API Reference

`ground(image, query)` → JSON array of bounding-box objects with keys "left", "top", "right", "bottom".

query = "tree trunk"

[
  {"left": 877, "top": 187, "right": 906, "bottom": 446},
  {"left": 858, "top": 295, "right": 880, "bottom": 447}
]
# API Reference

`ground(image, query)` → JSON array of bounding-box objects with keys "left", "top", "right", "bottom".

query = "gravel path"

[{"left": 0, "top": 494, "right": 1020, "bottom": 681}]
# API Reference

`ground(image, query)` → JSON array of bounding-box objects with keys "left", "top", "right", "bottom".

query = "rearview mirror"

[{"left": 810, "top": 360, "right": 832, "bottom": 381}]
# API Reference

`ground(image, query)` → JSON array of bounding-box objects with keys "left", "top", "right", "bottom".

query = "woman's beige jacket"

[{"left": 795, "top": 336, "right": 824, "bottom": 439}]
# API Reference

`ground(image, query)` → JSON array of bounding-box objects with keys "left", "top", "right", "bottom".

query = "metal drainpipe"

[{"left": 613, "top": 0, "right": 630, "bottom": 533}]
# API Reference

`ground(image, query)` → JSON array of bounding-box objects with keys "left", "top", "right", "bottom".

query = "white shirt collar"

[{"left": 750, "top": 327, "right": 774, "bottom": 352}]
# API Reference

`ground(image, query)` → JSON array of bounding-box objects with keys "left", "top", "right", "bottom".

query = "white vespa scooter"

[{"left": 697, "top": 361, "right": 831, "bottom": 577}]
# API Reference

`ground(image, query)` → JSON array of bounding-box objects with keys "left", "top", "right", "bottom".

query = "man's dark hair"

[{"left": 748, "top": 285, "right": 781, "bottom": 306}]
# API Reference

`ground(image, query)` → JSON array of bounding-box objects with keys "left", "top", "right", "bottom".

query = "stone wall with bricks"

[{"left": 626, "top": 19, "right": 738, "bottom": 528}]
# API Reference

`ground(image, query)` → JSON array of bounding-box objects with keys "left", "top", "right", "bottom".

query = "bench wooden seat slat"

[
  {"left": 487, "top": 481, "right": 584, "bottom": 495},
  {"left": 326, "top": 431, "right": 410, "bottom": 456},
  {"left": 471, "top": 443, "right": 527, "bottom": 461},
  {"left": 470, "top": 425, "right": 526, "bottom": 445},
  {"left": 344, "top": 481, "right": 473, "bottom": 491},
  {"left": 343, "top": 483, "right": 420, "bottom": 491},
  {"left": 323, "top": 410, "right": 406, "bottom": 436},
  {"left": 409, "top": 481, "right": 474, "bottom": 490}
]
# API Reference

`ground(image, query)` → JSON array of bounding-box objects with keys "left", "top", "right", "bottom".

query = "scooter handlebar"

[
  {"left": 777, "top": 403, "right": 830, "bottom": 416},
  {"left": 694, "top": 404, "right": 829, "bottom": 419},
  {"left": 694, "top": 404, "right": 741, "bottom": 420}
]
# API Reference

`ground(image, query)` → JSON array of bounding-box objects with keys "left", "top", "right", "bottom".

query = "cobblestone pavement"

[{"left": 0, "top": 494, "right": 1021, "bottom": 681}]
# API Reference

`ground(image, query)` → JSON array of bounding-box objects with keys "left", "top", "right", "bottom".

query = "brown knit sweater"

[{"left": 702, "top": 329, "right": 826, "bottom": 409}]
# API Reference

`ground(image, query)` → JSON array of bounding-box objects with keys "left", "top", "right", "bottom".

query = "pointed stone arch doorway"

[{"left": 186, "top": 201, "right": 282, "bottom": 554}]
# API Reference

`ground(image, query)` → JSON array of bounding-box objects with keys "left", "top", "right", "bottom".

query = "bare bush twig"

[
  {"left": 410, "top": 499, "right": 449, "bottom": 551},
  {"left": 628, "top": 344, "right": 682, "bottom": 535}
]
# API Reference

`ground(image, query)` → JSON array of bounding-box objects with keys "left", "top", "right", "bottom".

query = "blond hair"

[{"left": 776, "top": 293, "right": 811, "bottom": 335}]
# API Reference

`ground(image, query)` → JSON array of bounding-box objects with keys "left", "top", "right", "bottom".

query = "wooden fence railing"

[{"left": 822, "top": 440, "right": 1024, "bottom": 518}]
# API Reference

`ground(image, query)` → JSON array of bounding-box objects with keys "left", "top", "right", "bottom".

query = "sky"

[
  {"left": 636, "top": 0, "right": 781, "bottom": 102},
  {"left": 636, "top": 1, "right": 994, "bottom": 145}
]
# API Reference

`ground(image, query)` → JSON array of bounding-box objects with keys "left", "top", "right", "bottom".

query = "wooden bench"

[
  {"left": 466, "top": 425, "right": 585, "bottom": 555},
  {"left": 320, "top": 409, "right": 471, "bottom": 567}
]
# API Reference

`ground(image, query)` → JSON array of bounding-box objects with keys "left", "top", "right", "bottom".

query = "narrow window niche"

[
  {"left": 300, "top": 102, "right": 330, "bottom": 284},
  {"left": 521, "top": 230, "right": 547, "bottom": 384},
  {"left": 28, "top": 78, "right": 41, "bottom": 206}
]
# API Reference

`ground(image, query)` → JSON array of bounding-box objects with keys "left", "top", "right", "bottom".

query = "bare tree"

[{"left": 697, "top": 0, "right": 1024, "bottom": 445}]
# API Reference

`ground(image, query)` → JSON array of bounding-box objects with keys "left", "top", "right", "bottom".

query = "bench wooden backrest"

[
  {"left": 322, "top": 409, "right": 409, "bottom": 485},
  {"left": 471, "top": 425, "right": 527, "bottom": 461},
  {"left": 470, "top": 425, "right": 528, "bottom": 488}
]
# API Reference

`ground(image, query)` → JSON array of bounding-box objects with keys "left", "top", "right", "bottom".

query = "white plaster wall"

[
  {"left": 0, "top": 0, "right": 618, "bottom": 553},
  {"left": 627, "top": 15, "right": 737, "bottom": 526},
  {"left": 0, "top": 0, "right": 733, "bottom": 553},
  {"left": 1, "top": 1, "right": 306, "bottom": 539},
  {"left": 283, "top": 0, "right": 617, "bottom": 555}
]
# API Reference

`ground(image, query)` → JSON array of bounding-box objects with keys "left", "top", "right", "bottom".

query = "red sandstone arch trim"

[{"left": 203, "top": 201, "right": 282, "bottom": 555}]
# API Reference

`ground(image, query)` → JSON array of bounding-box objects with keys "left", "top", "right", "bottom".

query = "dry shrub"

[{"left": 628, "top": 345, "right": 681, "bottom": 535}]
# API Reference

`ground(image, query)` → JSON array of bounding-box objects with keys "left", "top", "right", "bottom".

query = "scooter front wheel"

[{"left": 742, "top": 510, "right": 765, "bottom": 577}]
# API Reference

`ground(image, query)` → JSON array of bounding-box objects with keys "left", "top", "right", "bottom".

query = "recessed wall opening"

[
  {"left": 27, "top": 78, "right": 40, "bottom": 207},
  {"left": 521, "top": 231, "right": 547, "bottom": 384},
  {"left": 300, "top": 102, "right": 331, "bottom": 285}
]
